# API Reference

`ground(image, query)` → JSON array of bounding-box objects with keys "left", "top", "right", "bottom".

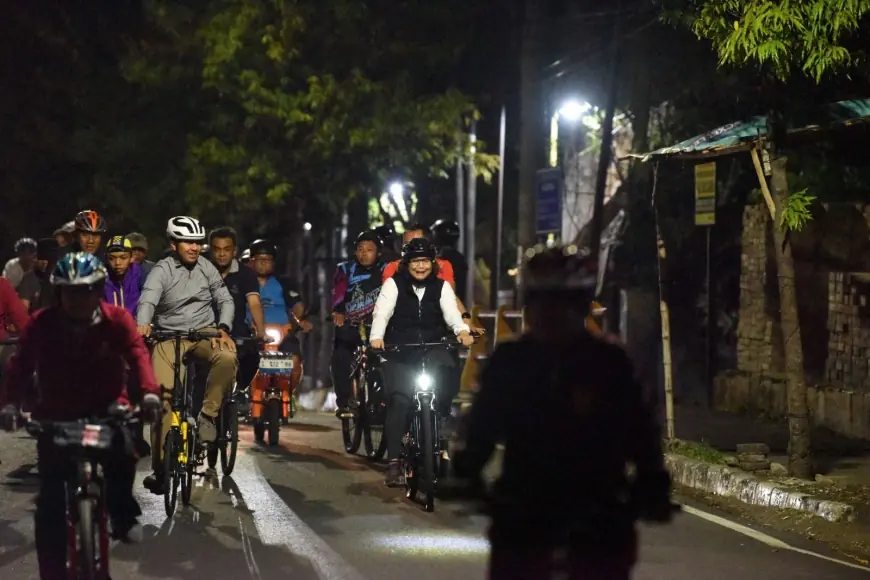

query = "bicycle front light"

[
  {"left": 416, "top": 372, "right": 433, "bottom": 390},
  {"left": 265, "top": 328, "right": 283, "bottom": 345}
]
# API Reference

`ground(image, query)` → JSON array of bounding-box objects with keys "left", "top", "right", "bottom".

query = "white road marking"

[
  {"left": 225, "top": 453, "right": 368, "bottom": 580},
  {"left": 682, "top": 504, "right": 870, "bottom": 572}
]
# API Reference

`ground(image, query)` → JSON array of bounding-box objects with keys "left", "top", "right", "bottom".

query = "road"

[{"left": 0, "top": 411, "right": 867, "bottom": 579}]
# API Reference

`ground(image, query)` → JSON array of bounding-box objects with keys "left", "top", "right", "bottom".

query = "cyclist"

[
  {"left": 210, "top": 227, "right": 266, "bottom": 396},
  {"left": 126, "top": 232, "right": 156, "bottom": 278},
  {"left": 22, "top": 239, "right": 61, "bottom": 313},
  {"left": 369, "top": 238, "right": 474, "bottom": 487},
  {"left": 104, "top": 236, "right": 145, "bottom": 318},
  {"left": 381, "top": 223, "right": 455, "bottom": 285},
  {"left": 0, "top": 276, "right": 30, "bottom": 379},
  {"left": 0, "top": 252, "right": 161, "bottom": 579},
  {"left": 374, "top": 224, "right": 399, "bottom": 262},
  {"left": 330, "top": 230, "right": 385, "bottom": 417},
  {"left": 52, "top": 221, "right": 75, "bottom": 248},
  {"left": 249, "top": 238, "right": 311, "bottom": 340},
  {"left": 431, "top": 219, "right": 468, "bottom": 303},
  {"left": 2, "top": 237, "right": 37, "bottom": 290},
  {"left": 452, "top": 244, "right": 674, "bottom": 579},
  {"left": 136, "top": 216, "right": 237, "bottom": 494},
  {"left": 59, "top": 209, "right": 108, "bottom": 257}
]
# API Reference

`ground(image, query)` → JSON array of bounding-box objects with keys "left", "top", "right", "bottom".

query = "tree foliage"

[
  {"left": 124, "top": 0, "right": 498, "bottom": 231},
  {"left": 667, "top": 0, "right": 870, "bottom": 82}
]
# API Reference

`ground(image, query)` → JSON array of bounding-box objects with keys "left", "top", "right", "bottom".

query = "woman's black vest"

[{"left": 385, "top": 273, "right": 447, "bottom": 345}]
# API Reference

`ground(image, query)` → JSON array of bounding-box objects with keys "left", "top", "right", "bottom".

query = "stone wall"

[{"left": 718, "top": 202, "right": 870, "bottom": 440}]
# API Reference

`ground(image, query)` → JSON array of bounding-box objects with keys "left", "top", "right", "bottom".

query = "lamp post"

[{"left": 548, "top": 99, "right": 590, "bottom": 168}]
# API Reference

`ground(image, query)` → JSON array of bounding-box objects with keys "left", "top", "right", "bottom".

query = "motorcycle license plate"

[
  {"left": 81, "top": 425, "right": 102, "bottom": 447},
  {"left": 259, "top": 358, "right": 293, "bottom": 372}
]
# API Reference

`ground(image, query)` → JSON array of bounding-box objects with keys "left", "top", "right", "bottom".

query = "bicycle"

[
  {"left": 376, "top": 337, "right": 470, "bottom": 513},
  {"left": 206, "top": 335, "right": 261, "bottom": 475},
  {"left": 24, "top": 408, "right": 143, "bottom": 580},
  {"left": 146, "top": 328, "right": 219, "bottom": 516},
  {"left": 340, "top": 321, "right": 387, "bottom": 460}
]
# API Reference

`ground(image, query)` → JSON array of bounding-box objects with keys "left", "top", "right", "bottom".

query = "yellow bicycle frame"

[{"left": 169, "top": 409, "right": 189, "bottom": 464}]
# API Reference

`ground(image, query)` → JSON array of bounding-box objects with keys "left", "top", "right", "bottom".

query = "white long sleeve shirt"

[{"left": 370, "top": 277, "right": 470, "bottom": 341}]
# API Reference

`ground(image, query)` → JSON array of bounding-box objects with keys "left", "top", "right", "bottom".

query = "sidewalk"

[{"left": 673, "top": 403, "right": 870, "bottom": 484}]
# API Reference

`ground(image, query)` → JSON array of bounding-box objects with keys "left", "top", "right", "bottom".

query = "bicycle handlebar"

[
  {"left": 0, "top": 337, "right": 19, "bottom": 346},
  {"left": 25, "top": 408, "right": 142, "bottom": 438},
  {"left": 146, "top": 328, "right": 221, "bottom": 342},
  {"left": 372, "top": 339, "right": 471, "bottom": 353}
]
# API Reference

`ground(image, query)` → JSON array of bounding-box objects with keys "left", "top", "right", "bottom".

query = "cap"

[
  {"left": 106, "top": 235, "right": 134, "bottom": 253},
  {"left": 126, "top": 232, "right": 149, "bottom": 251}
]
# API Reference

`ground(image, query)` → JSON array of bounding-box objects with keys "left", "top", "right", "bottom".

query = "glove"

[
  {"left": 0, "top": 404, "right": 20, "bottom": 432},
  {"left": 141, "top": 393, "right": 161, "bottom": 424}
]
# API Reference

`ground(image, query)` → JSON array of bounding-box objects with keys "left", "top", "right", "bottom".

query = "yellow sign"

[{"left": 694, "top": 162, "right": 716, "bottom": 226}]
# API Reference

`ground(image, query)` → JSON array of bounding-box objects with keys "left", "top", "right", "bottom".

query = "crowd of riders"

[{"left": 0, "top": 208, "right": 676, "bottom": 580}]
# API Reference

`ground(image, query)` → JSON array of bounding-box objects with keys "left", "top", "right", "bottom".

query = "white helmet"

[{"left": 166, "top": 216, "right": 206, "bottom": 241}]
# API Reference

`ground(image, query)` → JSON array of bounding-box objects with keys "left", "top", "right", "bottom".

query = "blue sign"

[{"left": 535, "top": 168, "right": 562, "bottom": 235}]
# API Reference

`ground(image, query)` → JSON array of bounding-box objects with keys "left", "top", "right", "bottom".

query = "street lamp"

[
  {"left": 388, "top": 182, "right": 404, "bottom": 197},
  {"left": 549, "top": 99, "right": 591, "bottom": 167}
]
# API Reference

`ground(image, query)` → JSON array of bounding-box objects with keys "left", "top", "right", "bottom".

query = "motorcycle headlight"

[
  {"left": 416, "top": 372, "right": 433, "bottom": 390},
  {"left": 265, "top": 328, "right": 283, "bottom": 345}
]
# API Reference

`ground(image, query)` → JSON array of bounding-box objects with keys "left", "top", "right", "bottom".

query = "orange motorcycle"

[{"left": 251, "top": 324, "right": 303, "bottom": 445}]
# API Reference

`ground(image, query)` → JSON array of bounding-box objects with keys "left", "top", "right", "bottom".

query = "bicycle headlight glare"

[
  {"left": 265, "top": 328, "right": 283, "bottom": 345},
  {"left": 416, "top": 372, "right": 433, "bottom": 390}
]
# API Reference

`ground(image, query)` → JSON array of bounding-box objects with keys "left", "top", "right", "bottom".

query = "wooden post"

[{"left": 651, "top": 163, "right": 675, "bottom": 440}]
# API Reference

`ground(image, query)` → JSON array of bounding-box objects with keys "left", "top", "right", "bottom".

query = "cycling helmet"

[
  {"left": 14, "top": 237, "right": 37, "bottom": 253},
  {"left": 240, "top": 248, "right": 251, "bottom": 262},
  {"left": 166, "top": 216, "right": 206, "bottom": 241},
  {"left": 105, "top": 235, "right": 133, "bottom": 253},
  {"left": 430, "top": 219, "right": 460, "bottom": 246},
  {"left": 355, "top": 230, "right": 382, "bottom": 248},
  {"left": 372, "top": 225, "right": 395, "bottom": 247},
  {"left": 51, "top": 252, "right": 108, "bottom": 287},
  {"left": 126, "top": 232, "right": 149, "bottom": 251},
  {"left": 249, "top": 239, "right": 277, "bottom": 257},
  {"left": 523, "top": 244, "right": 598, "bottom": 297},
  {"left": 401, "top": 237, "right": 437, "bottom": 261},
  {"left": 74, "top": 210, "right": 107, "bottom": 233}
]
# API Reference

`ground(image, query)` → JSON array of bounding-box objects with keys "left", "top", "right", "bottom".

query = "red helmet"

[{"left": 74, "top": 210, "right": 107, "bottom": 233}]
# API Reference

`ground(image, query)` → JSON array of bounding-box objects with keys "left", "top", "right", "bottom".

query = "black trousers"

[
  {"left": 35, "top": 431, "right": 139, "bottom": 579},
  {"left": 382, "top": 349, "right": 455, "bottom": 461},
  {"left": 331, "top": 337, "right": 361, "bottom": 408}
]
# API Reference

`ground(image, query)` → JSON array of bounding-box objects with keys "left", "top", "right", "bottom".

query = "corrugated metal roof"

[{"left": 627, "top": 99, "right": 870, "bottom": 162}]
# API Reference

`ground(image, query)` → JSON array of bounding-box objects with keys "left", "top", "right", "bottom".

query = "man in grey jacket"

[{"left": 137, "top": 216, "right": 237, "bottom": 494}]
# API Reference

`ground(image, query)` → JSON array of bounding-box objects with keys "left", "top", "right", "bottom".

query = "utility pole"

[
  {"left": 517, "top": 0, "right": 544, "bottom": 259},
  {"left": 491, "top": 105, "right": 507, "bottom": 309},
  {"left": 588, "top": 1, "right": 623, "bottom": 257},
  {"left": 466, "top": 119, "right": 477, "bottom": 307},
  {"left": 455, "top": 141, "right": 465, "bottom": 252}
]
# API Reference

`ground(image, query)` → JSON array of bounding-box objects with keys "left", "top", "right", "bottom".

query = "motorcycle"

[{"left": 250, "top": 323, "right": 303, "bottom": 446}]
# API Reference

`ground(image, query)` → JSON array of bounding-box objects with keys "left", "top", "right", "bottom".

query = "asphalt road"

[{"left": 0, "top": 411, "right": 867, "bottom": 579}]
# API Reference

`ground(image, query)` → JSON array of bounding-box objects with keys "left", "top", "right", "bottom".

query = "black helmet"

[
  {"left": 523, "top": 244, "right": 598, "bottom": 299},
  {"left": 430, "top": 219, "right": 460, "bottom": 246},
  {"left": 372, "top": 225, "right": 395, "bottom": 246},
  {"left": 401, "top": 237, "right": 437, "bottom": 261},
  {"left": 355, "top": 230, "right": 382, "bottom": 248},
  {"left": 249, "top": 239, "right": 277, "bottom": 257}
]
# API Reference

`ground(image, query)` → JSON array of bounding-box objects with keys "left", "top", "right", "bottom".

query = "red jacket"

[
  {"left": 3, "top": 302, "right": 159, "bottom": 420},
  {"left": 0, "top": 277, "right": 29, "bottom": 342}
]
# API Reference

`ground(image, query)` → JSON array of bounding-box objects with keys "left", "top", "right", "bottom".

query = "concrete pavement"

[{"left": 0, "top": 412, "right": 867, "bottom": 579}]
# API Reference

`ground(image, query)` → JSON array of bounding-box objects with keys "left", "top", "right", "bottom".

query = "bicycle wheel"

[
  {"left": 342, "top": 376, "right": 363, "bottom": 454},
  {"left": 266, "top": 399, "right": 282, "bottom": 446},
  {"left": 163, "top": 431, "right": 179, "bottom": 516},
  {"left": 181, "top": 428, "right": 196, "bottom": 506},
  {"left": 420, "top": 405, "right": 436, "bottom": 512},
  {"left": 404, "top": 433, "right": 418, "bottom": 501},
  {"left": 77, "top": 497, "right": 97, "bottom": 580},
  {"left": 221, "top": 402, "right": 239, "bottom": 476}
]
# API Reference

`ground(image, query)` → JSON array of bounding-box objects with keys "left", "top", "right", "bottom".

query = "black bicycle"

[
  {"left": 146, "top": 328, "right": 219, "bottom": 515},
  {"left": 343, "top": 342, "right": 388, "bottom": 460},
  {"left": 24, "top": 409, "right": 143, "bottom": 580},
  {"left": 377, "top": 338, "right": 469, "bottom": 513},
  {"left": 205, "top": 335, "right": 261, "bottom": 475}
]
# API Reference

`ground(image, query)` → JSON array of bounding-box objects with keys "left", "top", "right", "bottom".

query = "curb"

[{"left": 666, "top": 453, "right": 856, "bottom": 523}]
